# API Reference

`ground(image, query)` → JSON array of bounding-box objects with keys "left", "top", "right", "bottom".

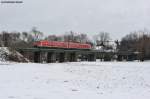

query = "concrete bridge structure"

[
  {"left": 18, "top": 47, "right": 99, "bottom": 63},
  {"left": 17, "top": 47, "right": 140, "bottom": 63}
]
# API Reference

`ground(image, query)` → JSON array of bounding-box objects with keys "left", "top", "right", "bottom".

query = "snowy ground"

[{"left": 0, "top": 62, "right": 150, "bottom": 99}]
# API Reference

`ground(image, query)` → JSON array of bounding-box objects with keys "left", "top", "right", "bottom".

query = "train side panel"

[{"left": 33, "top": 40, "right": 91, "bottom": 49}]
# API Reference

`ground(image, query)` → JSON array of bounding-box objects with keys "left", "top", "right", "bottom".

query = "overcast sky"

[{"left": 0, "top": 0, "right": 150, "bottom": 40}]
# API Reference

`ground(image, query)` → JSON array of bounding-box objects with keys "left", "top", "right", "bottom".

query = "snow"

[
  {"left": 0, "top": 47, "right": 29, "bottom": 62},
  {"left": 0, "top": 62, "right": 150, "bottom": 99},
  {"left": 0, "top": 47, "right": 9, "bottom": 61}
]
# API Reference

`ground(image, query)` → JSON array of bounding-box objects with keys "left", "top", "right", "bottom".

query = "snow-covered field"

[{"left": 0, "top": 62, "right": 150, "bottom": 99}]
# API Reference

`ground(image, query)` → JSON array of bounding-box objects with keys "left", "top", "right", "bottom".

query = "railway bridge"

[
  {"left": 16, "top": 47, "right": 140, "bottom": 63},
  {"left": 17, "top": 47, "right": 101, "bottom": 63},
  {"left": 16, "top": 40, "right": 141, "bottom": 63}
]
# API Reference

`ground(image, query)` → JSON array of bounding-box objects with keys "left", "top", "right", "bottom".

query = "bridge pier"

[
  {"left": 64, "top": 52, "right": 69, "bottom": 62},
  {"left": 58, "top": 52, "right": 65, "bottom": 62},
  {"left": 79, "top": 53, "right": 88, "bottom": 61},
  {"left": 88, "top": 53, "right": 96, "bottom": 61},
  {"left": 69, "top": 52, "right": 77, "bottom": 62},
  {"left": 19, "top": 48, "right": 100, "bottom": 63},
  {"left": 34, "top": 51, "right": 48, "bottom": 63},
  {"left": 47, "top": 52, "right": 56, "bottom": 63},
  {"left": 34, "top": 51, "right": 41, "bottom": 63}
]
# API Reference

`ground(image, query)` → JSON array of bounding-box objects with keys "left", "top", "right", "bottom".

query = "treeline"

[
  {"left": 0, "top": 27, "right": 150, "bottom": 59},
  {"left": 0, "top": 27, "right": 93, "bottom": 49},
  {"left": 0, "top": 31, "right": 34, "bottom": 48},
  {"left": 118, "top": 30, "right": 150, "bottom": 60}
]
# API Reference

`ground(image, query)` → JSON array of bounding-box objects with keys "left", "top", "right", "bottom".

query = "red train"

[{"left": 33, "top": 40, "right": 92, "bottom": 49}]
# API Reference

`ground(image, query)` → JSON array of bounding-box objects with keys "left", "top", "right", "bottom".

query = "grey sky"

[{"left": 0, "top": 0, "right": 150, "bottom": 40}]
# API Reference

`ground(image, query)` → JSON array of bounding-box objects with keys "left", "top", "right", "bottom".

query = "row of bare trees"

[
  {"left": 0, "top": 27, "right": 43, "bottom": 48},
  {"left": 0, "top": 27, "right": 150, "bottom": 59},
  {"left": 45, "top": 31, "right": 90, "bottom": 44},
  {"left": 0, "top": 28, "right": 134, "bottom": 49},
  {"left": 119, "top": 30, "right": 150, "bottom": 60},
  {"left": 0, "top": 28, "right": 95, "bottom": 48}
]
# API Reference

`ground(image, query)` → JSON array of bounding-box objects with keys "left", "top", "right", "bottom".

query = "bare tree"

[
  {"left": 31, "top": 27, "right": 43, "bottom": 41},
  {"left": 63, "top": 31, "right": 90, "bottom": 44},
  {"left": 45, "top": 35, "right": 63, "bottom": 41},
  {"left": 120, "top": 30, "right": 150, "bottom": 60},
  {"left": 22, "top": 32, "right": 28, "bottom": 42},
  {"left": 78, "top": 33, "right": 89, "bottom": 43},
  {"left": 94, "top": 32, "right": 110, "bottom": 47},
  {"left": 63, "top": 31, "right": 76, "bottom": 42},
  {"left": 0, "top": 34, "right": 4, "bottom": 47},
  {"left": 1, "top": 31, "right": 13, "bottom": 47}
]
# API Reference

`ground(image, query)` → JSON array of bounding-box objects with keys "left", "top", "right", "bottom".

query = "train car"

[{"left": 33, "top": 40, "right": 92, "bottom": 49}]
